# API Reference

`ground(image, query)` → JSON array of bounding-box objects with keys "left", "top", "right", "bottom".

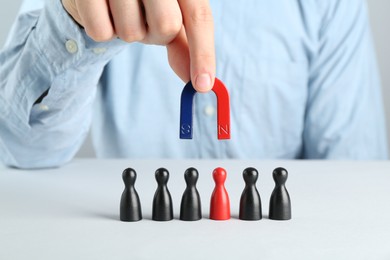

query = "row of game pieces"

[{"left": 120, "top": 167, "right": 291, "bottom": 222}]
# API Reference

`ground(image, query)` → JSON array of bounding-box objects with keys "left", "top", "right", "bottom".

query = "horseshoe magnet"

[{"left": 180, "top": 78, "right": 230, "bottom": 140}]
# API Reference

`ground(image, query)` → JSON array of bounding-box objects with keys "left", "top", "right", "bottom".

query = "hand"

[{"left": 62, "top": 0, "right": 215, "bottom": 92}]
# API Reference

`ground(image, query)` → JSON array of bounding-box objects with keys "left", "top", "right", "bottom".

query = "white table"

[{"left": 1, "top": 160, "right": 390, "bottom": 260}]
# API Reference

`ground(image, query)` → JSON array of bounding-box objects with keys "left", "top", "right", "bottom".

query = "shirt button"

[
  {"left": 93, "top": 48, "right": 107, "bottom": 54},
  {"left": 39, "top": 104, "right": 49, "bottom": 111},
  {"left": 65, "top": 40, "right": 78, "bottom": 54},
  {"left": 204, "top": 105, "right": 215, "bottom": 116}
]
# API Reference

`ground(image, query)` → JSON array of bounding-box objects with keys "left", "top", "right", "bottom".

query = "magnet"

[{"left": 180, "top": 78, "right": 230, "bottom": 140}]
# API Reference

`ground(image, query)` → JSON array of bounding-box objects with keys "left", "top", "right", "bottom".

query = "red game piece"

[{"left": 209, "top": 167, "right": 231, "bottom": 220}]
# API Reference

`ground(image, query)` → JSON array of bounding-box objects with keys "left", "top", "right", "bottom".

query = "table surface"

[{"left": 1, "top": 159, "right": 390, "bottom": 260}]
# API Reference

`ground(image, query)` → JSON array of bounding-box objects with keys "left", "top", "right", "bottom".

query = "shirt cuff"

[{"left": 34, "top": 0, "right": 127, "bottom": 75}]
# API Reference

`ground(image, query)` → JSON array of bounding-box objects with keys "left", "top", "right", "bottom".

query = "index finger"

[{"left": 177, "top": 0, "right": 215, "bottom": 92}]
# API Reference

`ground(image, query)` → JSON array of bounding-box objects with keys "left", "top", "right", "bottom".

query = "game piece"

[
  {"left": 269, "top": 167, "right": 291, "bottom": 220},
  {"left": 120, "top": 168, "right": 142, "bottom": 222},
  {"left": 180, "top": 78, "right": 231, "bottom": 140},
  {"left": 209, "top": 167, "right": 230, "bottom": 220},
  {"left": 180, "top": 167, "right": 202, "bottom": 221},
  {"left": 152, "top": 168, "right": 173, "bottom": 221},
  {"left": 239, "top": 167, "right": 262, "bottom": 220}
]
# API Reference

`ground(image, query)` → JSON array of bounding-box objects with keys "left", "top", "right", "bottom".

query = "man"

[{"left": 0, "top": 0, "right": 388, "bottom": 168}]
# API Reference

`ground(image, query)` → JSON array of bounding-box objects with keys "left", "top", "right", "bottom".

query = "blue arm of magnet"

[{"left": 180, "top": 81, "right": 197, "bottom": 139}]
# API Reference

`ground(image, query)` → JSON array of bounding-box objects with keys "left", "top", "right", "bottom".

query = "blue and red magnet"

[{"left": 180, "top": 78, "right": 230, "bottom": 140}]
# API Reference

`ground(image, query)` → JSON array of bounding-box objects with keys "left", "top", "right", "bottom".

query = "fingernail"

[{"left": 195, "top": 73, "right": 212, "bottom": 92}]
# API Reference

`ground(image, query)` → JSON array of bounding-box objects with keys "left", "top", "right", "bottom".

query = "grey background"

[{"left": 1, "top": 0, "right": 389, "bottom": 158}]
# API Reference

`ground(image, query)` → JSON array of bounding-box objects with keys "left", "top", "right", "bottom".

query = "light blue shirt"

[{"left": 0, "top": 0, "right": 388, "bottom": 168}]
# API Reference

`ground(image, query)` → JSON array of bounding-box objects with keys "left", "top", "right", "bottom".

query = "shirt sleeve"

[
  {"left": 302, "top": 0, "right": 388, "bottom": 159},
  {"left": 0, "top": 0, "right": 127, "bottom": 168}
]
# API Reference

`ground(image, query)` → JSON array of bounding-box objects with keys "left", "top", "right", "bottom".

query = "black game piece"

[
  {"left": 239, "top": 167, "right": 262, "bottom": 220},
  {"left": 120, "top": 168, "right": 142, "bottom": 222},
  {"left": 180, "top": 167, "right": 202, "bottom": 221},
  {"left": 269, "top": 167, "right": 291, "bottom": 220},
  {"left": 152, "top": 168, "right": 173, "bottom": 221}
]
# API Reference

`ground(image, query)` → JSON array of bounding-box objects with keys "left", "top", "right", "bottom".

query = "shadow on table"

[{"left": 89, "top": 211, "right": 154, "bottom": 221}]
